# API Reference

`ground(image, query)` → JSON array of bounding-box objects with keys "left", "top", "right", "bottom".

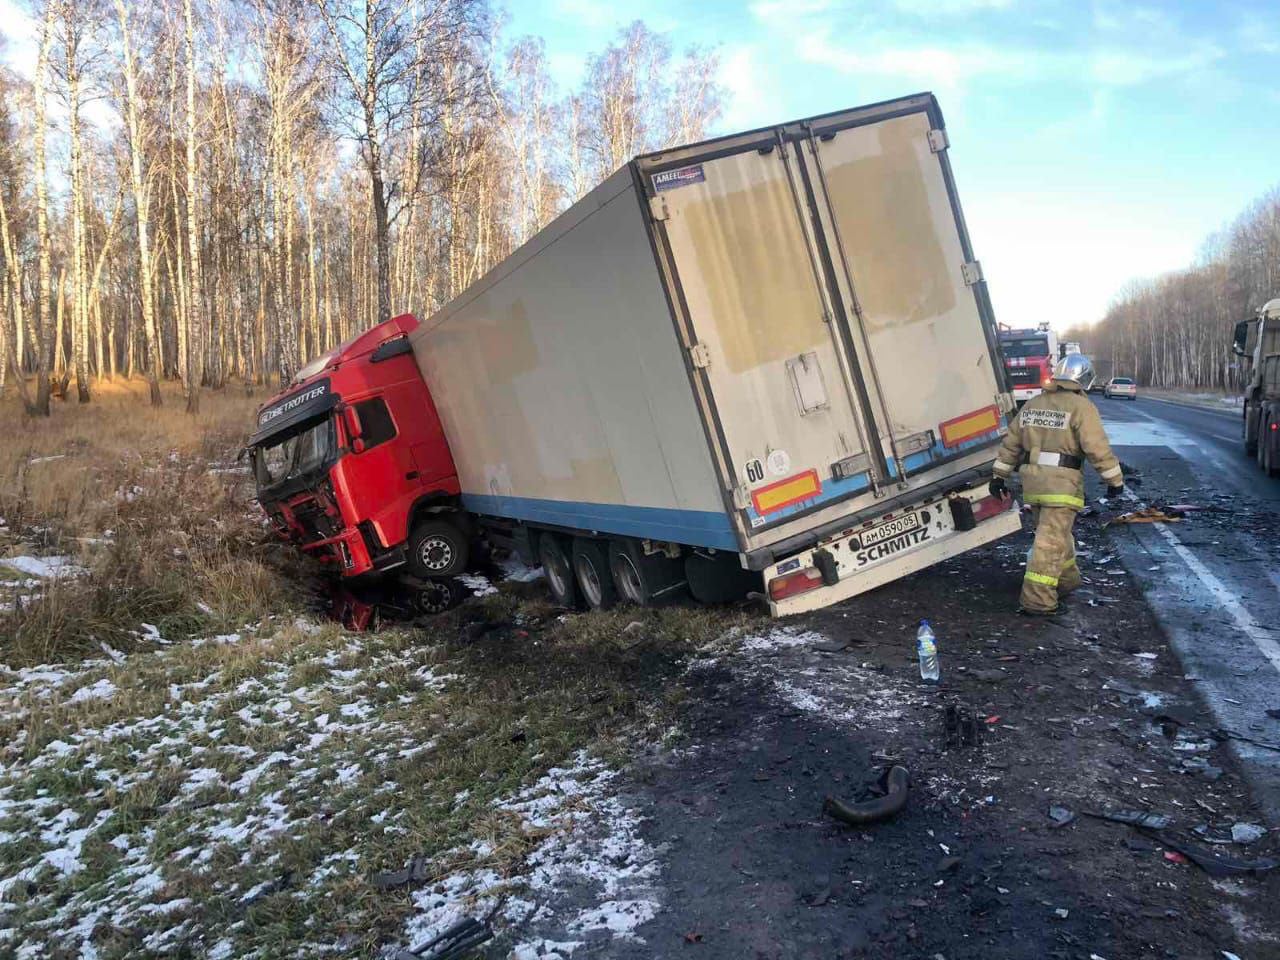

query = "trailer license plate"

[
  {"left": 857, "top": 512, "right": 921, "bottom": 548},
  {"left": 852, "top": 513, "right": 931, "bottom": 568}
]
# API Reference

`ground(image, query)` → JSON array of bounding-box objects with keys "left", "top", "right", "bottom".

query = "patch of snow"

[
  {"left": 566, "top": 899, "right": 659, "bottom": 938},
  {"left": 69, "top": 678, "right": 118, "bottom": 704},
  {"left": 497, "top": 555, "right": 545, "bottom": 583},
  {"left": 2, "top": 555, "right": 86, "bottom": 579},
  {"left": 458, "top": 573, "right": 498, "bottom": 597}
]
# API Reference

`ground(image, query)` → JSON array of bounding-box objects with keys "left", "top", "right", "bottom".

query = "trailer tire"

[
  {"left": 571, "top": 538, "right": 616, "bottom": 610},
  {"left": 1245, "top": 404, "right": 1259, "bottom": 458},
  {"left": 608, "top": 540, "right": 686, "bottom": 608},
  {"left": 538, "top": 534, "right": 580, "bottom": 609},
  {"left": 408, "top": 519, "right": 470, "bottom": 578}
]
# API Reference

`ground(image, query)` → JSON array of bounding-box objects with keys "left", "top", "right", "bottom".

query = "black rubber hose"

[{"left": 823, "top": 766, "right": 910, "bottom": 825}]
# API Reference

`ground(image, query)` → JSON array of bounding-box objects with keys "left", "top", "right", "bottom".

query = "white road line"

[
  {"left": 1211, "top": 434, "right": 1238, "bottom": 444},
  {"left": 1154, "top": 523, "right": 1280, "bottom": 675}
]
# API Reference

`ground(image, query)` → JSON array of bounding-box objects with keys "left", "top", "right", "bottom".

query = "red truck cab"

[{"left": 248, "top": 314, "right": 467, "bottom": 580}]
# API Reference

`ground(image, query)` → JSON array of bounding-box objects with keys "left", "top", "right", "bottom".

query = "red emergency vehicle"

[
  {"left": 248, "top": 314, "right": 468, "bottom": 589},
  {"left": 997, "top": 323, "right": 1058, "bottom": 404}
]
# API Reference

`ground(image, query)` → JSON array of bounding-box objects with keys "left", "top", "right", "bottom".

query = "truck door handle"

[{"left": 405, "top": 471, "right": 419, "bottom": 480}]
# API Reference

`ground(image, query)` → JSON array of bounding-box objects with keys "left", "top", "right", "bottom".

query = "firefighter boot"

[{"left": 1021, "top": 506, "right": 1077, "bottom": 613}]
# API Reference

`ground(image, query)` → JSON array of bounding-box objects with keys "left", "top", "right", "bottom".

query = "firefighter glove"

[
  {"left": 989, "top": 477, "right": 1009, "bottom": 500},
  {"left": 1106, "top": 485, "right": 1125, "bottom": 500}
]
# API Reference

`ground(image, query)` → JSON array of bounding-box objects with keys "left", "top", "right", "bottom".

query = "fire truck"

[{"left": 998, "top": 323, "right": 1058, "bottom": 404}]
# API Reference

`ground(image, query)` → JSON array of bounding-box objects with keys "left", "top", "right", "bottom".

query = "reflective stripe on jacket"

[{"left": 992, "top": 381, "right": 1122, "bottom": 510}]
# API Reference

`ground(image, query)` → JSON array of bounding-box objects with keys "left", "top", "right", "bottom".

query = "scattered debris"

[
  {"left": 1164, "top": 851, "right": 1188, "bottom": 865},
  {"left": 1084, "top": 809, "right": 1172, "bottom": 830},
  {"left": 823, "top": 766, "right": 910, "bottom": 826},
  {"left": 1231, "top": 823, "right": 1266, "bottom": 845},
  {"left": 373, "top": 854, "right": 433, "bottom": 890},
  {"left": 1048, "top": 805, "right": 1076, "bottom": 829},
  {"left": 393, "top": 917, "right": 493, "bottom": 960},
  {"left": 1105, "top": 507, "right": 1184, "bottom": 526},
  {"left": 942, "top": 704, "right": 981, "bottom": 749}
]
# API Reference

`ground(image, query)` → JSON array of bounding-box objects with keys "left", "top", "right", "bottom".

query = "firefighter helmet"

[{"left": 1052, "top": 353, "right": 1095, "bottom": 391}]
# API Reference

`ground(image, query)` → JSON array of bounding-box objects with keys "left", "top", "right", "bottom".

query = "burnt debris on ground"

[{"left": 586, "top": 506, "right": 1280, "bottom": 960}]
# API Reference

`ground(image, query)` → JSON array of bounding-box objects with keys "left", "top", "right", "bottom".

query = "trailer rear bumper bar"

[{"left": 766, "top": 481, "right": 1023, "bottom": 616}]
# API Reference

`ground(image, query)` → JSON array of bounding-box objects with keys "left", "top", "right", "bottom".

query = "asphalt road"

[{"left": 1097, "top": 393, "right": 1280, "bottom": 823}]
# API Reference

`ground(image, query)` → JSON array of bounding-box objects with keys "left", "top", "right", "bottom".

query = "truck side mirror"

[
  {"left": 342, "top": 406, "right": 364, "bottom": 453},
  {"left": 1232, "top": 320, "right": 1250, "bottom": 357}
]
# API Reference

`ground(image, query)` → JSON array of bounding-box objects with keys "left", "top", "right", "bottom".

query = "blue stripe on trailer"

[{"left": 461, "top": 493, "right": 740, "bottom": 551}]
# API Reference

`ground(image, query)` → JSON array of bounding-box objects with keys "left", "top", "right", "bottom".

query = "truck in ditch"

[
  {"left": 248, "top": 92, "right": 1021, "bottom": 617},
  {"left": 1234, "top": 297, "right": 1280, "bottom": 476}
]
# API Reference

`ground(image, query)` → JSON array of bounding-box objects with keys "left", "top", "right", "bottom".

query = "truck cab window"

[{"left": 354, "top": 398, "right": 397, "bottom": 450}]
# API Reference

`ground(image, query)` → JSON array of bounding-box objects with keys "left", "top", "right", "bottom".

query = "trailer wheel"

[
  {"left": 572, "top": 538, "right": 616, "bottom": 610},
  {"left": 408, "top": 519, "right": 469, "bottom": 578},
  {"left": 608, "top": 540, "right": 686, "bottom": 607},
  {"left": 538, "top": 534, "right": 580, "bottom": 608}
]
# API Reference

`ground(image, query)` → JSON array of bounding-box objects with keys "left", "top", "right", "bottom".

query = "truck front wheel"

[{"left": 408, "top": 519, "right": 470, "bottom": 578}]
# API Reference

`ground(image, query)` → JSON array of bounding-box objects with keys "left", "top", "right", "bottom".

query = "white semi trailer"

[{"left": 411, "top": 93, "right": 1022, "bottom": 616}]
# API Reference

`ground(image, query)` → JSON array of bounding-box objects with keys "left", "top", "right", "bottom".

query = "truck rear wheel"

[
  {"left": 538, "top": 534, "right": 580, "bottom": 608},
  {"left": 572, "top": 538, "right": 616, "bottom": 610},
  {"left": 608, "top": 540, "right": 686, "bottom": 607},
  {"left": 408, "top": 519, "right": 469, "bottom": 578}
]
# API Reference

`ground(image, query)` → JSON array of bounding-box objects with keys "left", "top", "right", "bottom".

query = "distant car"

[{"left": 1104, "top": 377, "right": 1137, "bottom": 400}]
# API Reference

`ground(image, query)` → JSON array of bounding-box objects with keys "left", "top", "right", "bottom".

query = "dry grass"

[{"left": 1, "top": 378, "right": 310, "bottom": 664}]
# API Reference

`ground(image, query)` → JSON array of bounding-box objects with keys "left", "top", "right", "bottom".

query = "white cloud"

[
  {"left": 717, "top": 44, "right": 788, "bottom": 131},
  {"left": 968, "top": 192, "right": 1205, "bottom": 330}
]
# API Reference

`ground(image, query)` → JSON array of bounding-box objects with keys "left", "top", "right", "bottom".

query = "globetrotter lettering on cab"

[{"left": 259, "top": 381, "right": 329, "bottom": 427}]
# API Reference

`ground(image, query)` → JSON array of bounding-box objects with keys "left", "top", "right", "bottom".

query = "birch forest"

[
  {"left": 0, "top": 1, "right": 723, "bottom": 415},
  {"left": 1065, "top": 186, "right": 1280, "bottom": 391}
]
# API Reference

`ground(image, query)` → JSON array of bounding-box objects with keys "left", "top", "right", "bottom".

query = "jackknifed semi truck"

[{"left": 249, "top": 92, "right": 1021, "bottom": 617}]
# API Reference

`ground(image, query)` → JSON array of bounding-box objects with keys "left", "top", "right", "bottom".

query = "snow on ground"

[
  {"left": 498, "top": 555, "right": 545, "bottom": 583},
  {"left": 399, "top": 752, "right": 662, "bottom": 955},
  {"left": 706, "top": 625, "right": 931, "bottom": 734},
  {"left": 0, "top": 613, "right": 665, "bottom": 958},
  {"left": 0, "top": 619, "right": 468, "bottom": 957},
  {"left": 0, "top": 555, "right": 87, "bottom": 579}
]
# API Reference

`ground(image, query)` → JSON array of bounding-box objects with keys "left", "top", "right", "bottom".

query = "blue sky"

[
  {"left": 505, "top": 0, "right": 1280, "bottom": 331},
  {"left": 3, "top": 0, "right": 1275, "bottom": 332}
]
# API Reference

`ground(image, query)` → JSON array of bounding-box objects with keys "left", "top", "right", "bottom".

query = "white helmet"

[{"left": 1052, "top": 353, "right": 1095, "bottom": 391}]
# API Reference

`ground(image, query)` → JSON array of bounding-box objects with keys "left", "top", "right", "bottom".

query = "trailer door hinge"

[
  {"left": 732, "top": 484, "right": 752, "bottom": 510},
  {"left": 648, "top": 194, "right": 669, "bottom": 222},
  {"left": 927, "top": 128, "right": 950, "bottom": 153},
  {"left": 689, "top": 342, "right": 712, "bottom": 368},
  {"left": 961, "top": 260, "right": 984, "bottom": 285}
]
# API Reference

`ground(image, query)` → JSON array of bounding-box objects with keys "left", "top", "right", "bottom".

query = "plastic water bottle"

[{"left": 916, "top": 619, "right": 940, "bottom": 682}]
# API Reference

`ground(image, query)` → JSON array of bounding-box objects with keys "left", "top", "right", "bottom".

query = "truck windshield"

[
  {"left": 252, "top": 417, "right": 335, "bottom": 489},
  {"left": 1001, "top": 338, "right": 1050, "bottom": 358}
]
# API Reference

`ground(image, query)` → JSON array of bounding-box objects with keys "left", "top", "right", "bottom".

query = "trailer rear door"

[
  {"left": 646, "top": 141, "right": 883, "bottom": 534},
  {"left": 797, "top": 108, "right": 1005, "bottom": 479}
]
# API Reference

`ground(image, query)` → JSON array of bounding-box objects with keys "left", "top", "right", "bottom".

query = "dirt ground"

[{"left": 502, "top": 506, "right": 1280, "bottom": 959}]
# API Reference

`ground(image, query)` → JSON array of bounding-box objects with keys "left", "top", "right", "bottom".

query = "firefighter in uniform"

[{"left": 989, "top": 354, "right": 1125, "bottom": 614}]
